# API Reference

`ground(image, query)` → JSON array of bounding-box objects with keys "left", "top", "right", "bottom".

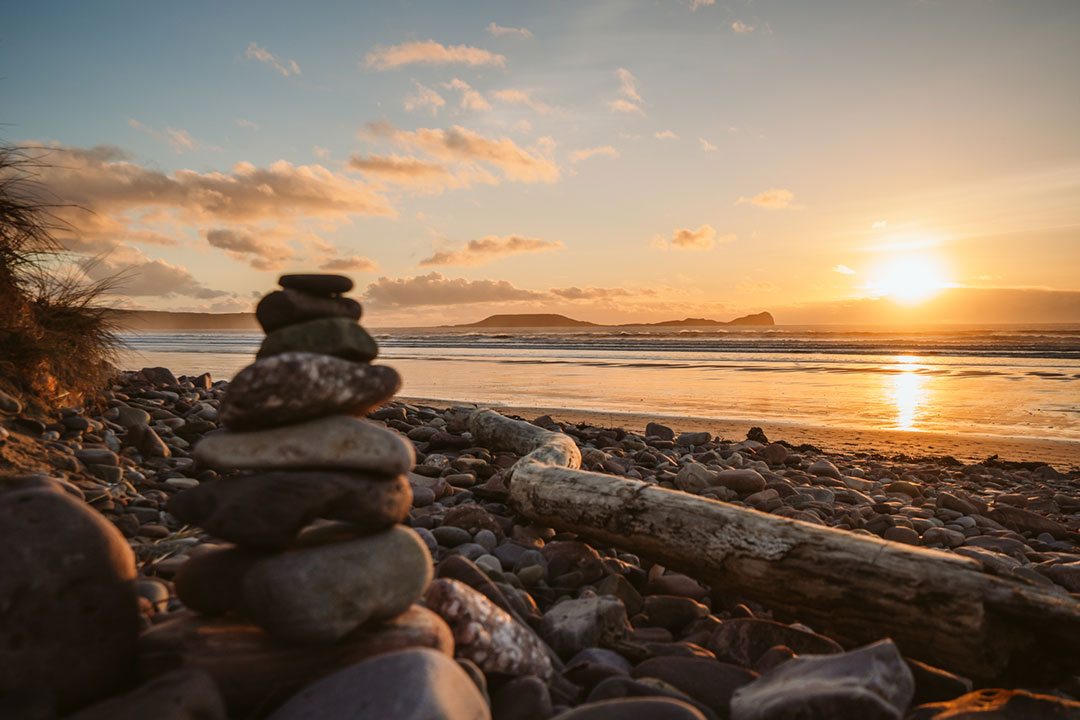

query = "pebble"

[
  {"left": 194, "top": 414, "right": 415, "bottom": 474},
  {"left": 731, "top": 639, "right": 914, "bottom": 720},
  {"left": 278, "top": 272, "right": 353, "bottom": 295},
  {"left": 0, "top": 389, "right": 23, "bottom": 414},
  {"left": 256, "top": 288, "right": 363, "bottom": 333},
  {"left": 0, "top": 484, "right": 140, "bottom": 713},
  {"left": 266, "top": 648, "right": 489, "bottom": 720},
  {"left": 167, "top": 471, "right": 412, "bottom": 549},
  {"left": 220, "top": 353, "right": 400, "bottom": 430},
  {"left": 540, "top": 596, "right": 632, "bottom": 660},
  {"left": 257, "top": 317, "right": 379, "bottom": 363},
  {"left": 425, "top": 577, "right": 554, "bottom": 679},
  {"left": 242, "top": 526, "right": 433, "bottom": 643},
  {"left": 708, "top": 618, "right": 842, "bottom": 668}
]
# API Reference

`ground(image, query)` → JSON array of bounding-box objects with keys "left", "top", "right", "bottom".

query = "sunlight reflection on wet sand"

[{"left": 887, "top": 356, "right": 930, "bottom": 431}]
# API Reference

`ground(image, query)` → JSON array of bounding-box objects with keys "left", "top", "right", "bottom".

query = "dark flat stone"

[
  {"left": 257, "top": 318, "right": 379, "bottom": 363},
  {"left": 256, "top": 289, "right": 362, "bottom": 333},
  {"left": 279, "top": 273, "right": 353, "bottom": 295}
]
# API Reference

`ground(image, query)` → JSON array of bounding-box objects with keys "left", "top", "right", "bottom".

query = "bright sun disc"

[{"left": 872, "top": 256, "right": 949, "bottom": 304}]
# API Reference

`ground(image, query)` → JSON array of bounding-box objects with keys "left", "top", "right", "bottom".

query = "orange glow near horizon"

[{"left": 867, "top": 253, "right": 951, "bottom": 305}]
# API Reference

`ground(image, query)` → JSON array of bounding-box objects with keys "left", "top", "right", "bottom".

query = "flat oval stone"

[
  {"left": 266, "top": 648, "right": 488, "bottom": 720},
  {"left": 168, "top": 471, "right": 412, "bottom": 549},
  {"left": 194, "top": 415, "right": 415, "bottom": 475},
  {"left": 0, "top": 486, "right": 139, "bottom": 713},
  {"left": 256, "top": 289, "right": 363, "bottom": 333},
  {"left": 221, "top": 353, "right": 400, "bottom": 431},
  {"left": 243, "top": 526, "right": 433, "bottom": 644},
  {"left": 279, "top": 273, "right": 353, "bottom": 295},
  {"left": 257, "top": 317, "right": 379, "bottom": 363}
]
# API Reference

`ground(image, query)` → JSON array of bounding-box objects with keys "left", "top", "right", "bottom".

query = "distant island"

[
  {"left": 113, "top": 310, "right": 259, "bottom": 331},
  {"left": 448, "top": 311, "right": 774, "bottom": 328}
]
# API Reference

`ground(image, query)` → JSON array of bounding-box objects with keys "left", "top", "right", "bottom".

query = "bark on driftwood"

[{"left": 468, "top": 409, "right": 1080, "bottom": 684}]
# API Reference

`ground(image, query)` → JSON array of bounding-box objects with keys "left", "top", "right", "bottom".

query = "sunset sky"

[{"left": 3, "top": 0, "right": 1079, "bottom": 325}]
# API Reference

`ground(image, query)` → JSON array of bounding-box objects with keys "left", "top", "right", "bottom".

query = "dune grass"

[{"left": 0, "top": 144, "right": 119, "bottom": 411}]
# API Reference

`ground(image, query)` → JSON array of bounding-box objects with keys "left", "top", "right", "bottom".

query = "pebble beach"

[{"left": 2, "top": 274, "right": 1079, "bottom": 720}]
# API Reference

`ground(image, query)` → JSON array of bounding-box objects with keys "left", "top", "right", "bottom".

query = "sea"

[{"left": 115, "top": 324, "right": 1080, "bottom": 445}]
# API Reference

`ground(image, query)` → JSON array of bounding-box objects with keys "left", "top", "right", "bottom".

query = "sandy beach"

[{"left": 401, "top": 396, "right": 1080, "bottom": 470}]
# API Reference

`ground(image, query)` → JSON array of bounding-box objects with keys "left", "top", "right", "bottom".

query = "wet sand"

[{"left": 400, "top": 396, "right": 1080, "bottom": 470}]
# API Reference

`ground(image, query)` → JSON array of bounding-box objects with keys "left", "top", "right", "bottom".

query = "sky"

[{"left": 2, "top": 0, "right": 1079, "bottom": 326}]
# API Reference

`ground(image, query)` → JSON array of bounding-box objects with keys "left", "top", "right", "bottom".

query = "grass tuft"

[{"left": 0, "top": 143, "right": 120, "bottom": 411}]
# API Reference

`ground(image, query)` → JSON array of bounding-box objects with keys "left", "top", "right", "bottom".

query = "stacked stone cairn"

[{"left": 168, "top": 274, "right": 433, "bottom": 646}]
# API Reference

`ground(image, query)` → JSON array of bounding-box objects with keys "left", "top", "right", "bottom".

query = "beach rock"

[
  {"left": 0, "top": 485, "right": 139, "bottom": 713},
  {"left": 714, "top": 469, "right": 766, "bottom": 494},
  {"left": 761, "top": 443, "right": 788, "bottom": 466},
  {"left": 167, "top": 471, "right": 412, "bottom": 549},
  {"left": 675, "top": 463, "right": 714, "bottom": 494},
  {"left": 266, "top": 648, "right": 489, "bottom": 720},
  {"left": 257, "top": 317, "right": 378, "bottom": 363},
  {"left": 194, "top": 414, "right": 414, "bottom": 474},
  {"left": 645, "top": 422, "right": 675, "bottom": 440},
  {"left": 175, "top": 546, "right": 265, "bottom": 615},
  {"left": 256, "top": 288, "right": 363, "bottom": 333},
  {"left": 556, "top": 698, "right": 709, "bottom": 720},
  {"left": 884, "top": 526, "right": 920, "bottom": 545},
  {"left": 115, "top": 406, "right": 151, "bottom": 428},
  {"left": 643, "top": 595, "right": 709, "bottom": 632},
  {"left": 278, "top": 273, "right": 353, "bottom": 295},
  {"left": 677, "top": 431, "right": 711, "bottom": 447},
  {"left": 708, "top": 618, "right": 842, "bottom": 668},
  {"left": 128, "top": 422, "right": 172, "bottom": 458},
  {"left": 730, "top": 639, "right": 914, "bottom": 720},
  {"left": 142, "top": 366, "right": 179, "bottom": 386},
  {"left": 243, "top": 526, "right": 433, "bottom": 643},
  {"left": 922, "top": 527, "right": 965, "bottom": 548},
  {"left": 1044, "top": 562, "right": 1080, "bottom": 593},
  {"left": 541, "top": 541, "right": 605, "bottom": 586},
  {"left": 808, "top": 459, "right": 841, "bottom": 479},
  {"left": 989, "top": 504, "right": 1072, "bottom": 540},
  {"left": 220, "top": 353, "right": 400, "bottom": 430},
  {"left": 908, "top": 688, "right": 1080, "bottom": 719},
  {"left": 631, "top": 657, "right": 758, "bottom": 718},
  {"left": 0, "top": 389, "right": 22, "bottom": 414},
  {"left": 540, "top": 596, "right": 631, "bottom": 660},
  {"left": 139, "top": 607, "right": 453, "bottom": 717},
  {"left": 491, "top": 676, "right": 553, "bottom": 720},
  {"left": 425, "top": 578, "right": 554, "bottom": 679},
  {"left": 62, "top": 669, "right": 226, "bottom": 720}
]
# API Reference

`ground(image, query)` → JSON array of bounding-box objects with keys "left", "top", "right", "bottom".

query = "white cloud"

[
  {"left": 736, "top": 188, "right": 798, "bottom": 209},
  {"left": 405, "top": 82, "right": 447, "bottom": 115},
  {"left": 654, "top": 130, "right": 679, "bottom": 140},
  {"left": 442, "top": 78, "right": 492, "bottom": 112},
  {"left": 616, "top": 68, "right": 642, "bottom": 103},
  {"left": 419, "top": 235, "right": 563, "bottom": 267},
  {"left": 364, "top": 40, "right": 505, "bottom": 70},
  {"left": 245, "top": 42, "right": 300, "bottom": 76},
  {"left": 570, "top": 146, "right": 619, "bottom": 163},
  {"left": 364, "top": 272, "right": 546, "bottom": 306},
  {"left": 491, "top": 88, "right": 555, "bottom": 115},
  {"left": 486, "top": 22, "right": 532, "bottom": 38},
  {"left": 691, "top": 0, "right": 716, "bottom": 9},
  {"left": 872, "top": 220, "right": 888, "bottom": 229},
  {"left": 608, "top": 99, "right": 644, "bottom": 115},
  {"left": 833, "top": 264, "right": 857, "bottom": 275},
  {"left": 699, "top": 138, "right": 717, "bottom": 151},
  {"left": 732, "top": 20, "right": 755, "bottom": 34}
]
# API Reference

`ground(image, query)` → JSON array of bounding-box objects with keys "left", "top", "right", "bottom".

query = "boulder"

[{"left": 257, "top": 317, "right": 378, "bottom": 363}]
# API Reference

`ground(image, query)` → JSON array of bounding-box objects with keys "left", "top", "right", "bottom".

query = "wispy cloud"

[
  {"left": 235, "top": 118, "right": 260, "bottom": 131},
  {"left": 610, "top": 68, "right": 644, "bottom": 114},
  {"left": 320, "top": 255, "right": 379, "bottom": 272},
  {"left": 732, "top": 20, "right": 755, "bottom": 34},
  {"left": 365, "top": 40, "right": 506, "bottom": 70},
  {"left": 699, "top": 138, "right": 717, "bottom": 152},
  {"left": 671, "top": 224, "right": 721, "bottom": 250},
  {"left": 442, "top": 78, "right": 492, "bottom": 111},
  {"left": 405, "top": 82, "right": 446, "bottom": 115},
  {"left": 491, "top": 88, "right": 555, "bottom": 115},
  {"left": 245, "top": 42, "right": 300, "bottom": 76},
  {"left": 128, "top": 119, "right": 219, "bottom": 154},
  {"left": 487, "top": 22, "right": 532, "bottom": 38},
  {"left": 691, "top": 0, "right": 716, "bottom": 9},
  {"left": 419, "top": 235, "right": 563, "bottom": 267},
  {"left": 736, "top": 188, "right": 798, "bottom": 209},
  {"left": 570, "top": 146, "right": 619, "bottom": 163},
  {"left": 362, "top": 122, "right": 559, "bottom": 183},
  {"left": 654, "top": 130, "right": 679, "bottom": 140},
  {"left": 364, "top": 272, "right": 545, "bottom": 306},
  {"left": 872, "top": 220, "right": 888, "bottom": 229},
  {"left": 832, "top": 264, "right": 856, "bottom": 275},
  {"left": 313, "top": 146, "right": 330, "bottom": 160}
]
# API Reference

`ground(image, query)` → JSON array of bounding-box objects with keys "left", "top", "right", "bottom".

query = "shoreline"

[{"left": 398, "top": 395, "right": 1080, "bottom": 470}]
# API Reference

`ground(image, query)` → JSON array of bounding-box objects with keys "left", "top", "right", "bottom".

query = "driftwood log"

[{"left": 468, "top": 409, "right": 1080, "bottom": 684}]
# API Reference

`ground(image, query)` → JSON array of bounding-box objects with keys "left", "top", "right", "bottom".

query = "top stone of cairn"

[{"left": 279, "top": 273, "right": 353, "bottom": 296}]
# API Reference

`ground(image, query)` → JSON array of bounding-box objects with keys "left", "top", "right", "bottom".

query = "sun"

[{"left": 869, "top": 255, "right": 950, "bottom": 305}]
